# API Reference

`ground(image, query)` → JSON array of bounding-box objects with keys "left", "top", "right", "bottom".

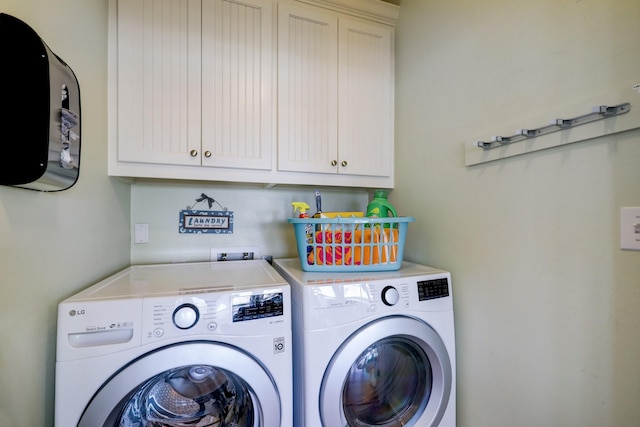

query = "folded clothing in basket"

[{"left": 313, "top": 228, "right": 399, "bottom": 266}]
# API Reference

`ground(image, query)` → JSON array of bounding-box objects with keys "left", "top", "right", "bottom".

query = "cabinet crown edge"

[{"left": 295, "top": 0, "right": 399, "bottom": 25}]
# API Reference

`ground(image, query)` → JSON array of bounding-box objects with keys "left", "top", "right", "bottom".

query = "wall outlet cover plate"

[{"left": 620, "top": 207, "right": 640, "bottom": 250}]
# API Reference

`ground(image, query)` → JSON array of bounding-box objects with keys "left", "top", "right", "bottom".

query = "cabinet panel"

[
  {"left": 277, "top": 2, "right": 338, "bottom": 174},
  {"left": 109, "top": 0, "right": 396, "bottom": 188},
  {"left": 277, "top": 2, "right": 393, "bottom": 179},
  {"left": 338, "top": 16, "right": 393, "bottom": 177},
  {"left": 117, "top": 0, "right": 201, "bottom": 166},
  {"left": 201, "top": 0, "right": 272, "bottom": 170}
]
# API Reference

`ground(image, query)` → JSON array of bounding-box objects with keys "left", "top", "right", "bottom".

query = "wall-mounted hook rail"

[{"left": 475, "top": 103, "right": 631, "bottom": 150}]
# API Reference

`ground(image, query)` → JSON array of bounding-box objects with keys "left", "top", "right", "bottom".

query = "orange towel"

[
  {"left": 353, "top": 228, "right": 399, "bottom": 265},
  {"left": 314, "top": 230, "right": 354, "bottom": 265},
  {"left": 311, "top": 227, "right": 399, "bottom": 266}
]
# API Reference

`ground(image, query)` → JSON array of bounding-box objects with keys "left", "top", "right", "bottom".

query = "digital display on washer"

[
  {"left": 232, "top": 292, "right": 284, "bottom": 322},
  {"left": 417, "top": 278, "right": 449, "bottom": 301}
]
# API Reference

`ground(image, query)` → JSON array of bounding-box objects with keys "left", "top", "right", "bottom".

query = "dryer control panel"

[{"left": 417, "top": 277, "right": 450, "bottom": 301}]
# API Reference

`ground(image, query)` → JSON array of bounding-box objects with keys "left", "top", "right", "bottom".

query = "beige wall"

[
  {"left": 1, "top": 0, "right": 639, "bottom": 425},
  {"left": 0, "top": 0, "right": 130, "bottom": 425},
  {"left": 394, "top": 0, "right": 640, "bottom": 425}
]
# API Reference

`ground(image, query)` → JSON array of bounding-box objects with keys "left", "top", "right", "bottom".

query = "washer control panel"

[{"left": 142, "top": 289, "right": 285, "bottom": 343}]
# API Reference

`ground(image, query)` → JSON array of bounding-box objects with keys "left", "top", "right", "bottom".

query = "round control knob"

[
  {"left": 381, "top": 286, "right": 400, "bottom": 306},
  {"left": 173, "top": 304, "right": 199, "bottom": 329}
]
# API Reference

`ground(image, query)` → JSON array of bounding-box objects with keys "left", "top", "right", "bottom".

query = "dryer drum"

[
  {"left": 319, "top": 315, "right": 452, "bottom": 427},
  {"left": 118, "top": 365, "right": 254, "bottom": 426},
  {"left": 342, "top": 337, "right": 432, "bottom": 427}
]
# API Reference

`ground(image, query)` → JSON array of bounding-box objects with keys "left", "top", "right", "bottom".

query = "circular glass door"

[
  {"left": 78, "top": 342, "right": 281, "bottom": 427},
  {"left": 342, "top": 337, "right": 431, "bottom": 426},
  {"left": 320, "top": 316, "right": 452, "bottom": 427},
  {"left": 117, "top": 365, "right": 255, "bottom": 426}
]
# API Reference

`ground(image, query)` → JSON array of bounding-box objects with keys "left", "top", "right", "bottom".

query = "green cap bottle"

[{"left": 366, "top": 190, "right": 397, "bottom": 224}]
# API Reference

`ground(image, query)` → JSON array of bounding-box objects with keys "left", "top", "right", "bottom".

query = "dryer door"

[
  {"left": 78, "top": 342, "right": 281, "bottom": 426},
  {"left": 320, "top": 315, "right": 452, "bottom": 427}
]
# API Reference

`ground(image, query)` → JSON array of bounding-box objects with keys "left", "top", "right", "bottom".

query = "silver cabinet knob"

[
  {"left": 190, "top": 149, "right": 198, "bottom": 157},
  {"left": 341, "top": 160, "right": 348, "bottom": 167},
  {"left": 331, "top": 160, "right": 337, "bottom": 166},
  {"left": 204, "top": 151, "right": 212, "bottom": 158}
]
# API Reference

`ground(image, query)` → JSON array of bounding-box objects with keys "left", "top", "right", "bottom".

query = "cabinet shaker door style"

[
  {"left": 114, "top": 0, "right": 272, "bottom": 170},
  {"left": 338, "top": 16, "right": 393, "bottom": 178},
  {"left": 277, "top": 2, "right": 339, "bottom": 174},
  {"left": 116, "top": 0, "right": 202, "bottom": 166},
  {"left": 277, "top": 1, "right": 393, "bottom": 179},
  {"left": 201, "top": 0, "right": 273, "bottom": 170},
  {"left": 109, "top": 0, "right": 397, "bottom": 188}
]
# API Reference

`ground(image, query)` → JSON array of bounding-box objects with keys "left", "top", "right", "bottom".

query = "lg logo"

[{"left": 69, "top": 309, "right": 86, "bottom": 317}]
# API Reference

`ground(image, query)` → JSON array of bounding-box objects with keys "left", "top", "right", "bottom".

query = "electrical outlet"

[
  {"left": 620, "top": 207, "right": 640, "bottom": 250},
  {"left": 210, "top": 246, "right": 261, "bottom": 261}
]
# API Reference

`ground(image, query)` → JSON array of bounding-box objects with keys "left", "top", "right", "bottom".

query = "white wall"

[
  {"left": 0, "top": 1, "right": 131, "bottom": 426},
  {"left": 394, "top": 0, "right": 640, "bottom": 425}
]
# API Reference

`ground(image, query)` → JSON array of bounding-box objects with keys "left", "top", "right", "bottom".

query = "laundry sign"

[
  {"left": 179, "top": 192, "right": 233, "bottom": 234},
  {"left": 179, "top": 210, "right": 234, "bottom": 234}
]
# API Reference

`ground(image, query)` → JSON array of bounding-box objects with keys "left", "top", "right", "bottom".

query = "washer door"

[
  {"left": 78, "top": 341, "right": 281, "bottom": 426},
  {"left": 320, "top": 316, "right": 452, "bottom": 427}
]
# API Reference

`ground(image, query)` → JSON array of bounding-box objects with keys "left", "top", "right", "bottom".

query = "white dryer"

[
  {"left": 55, "top": 260, "right": 292, "bottom": 427},
  {"left": 273, "top": 258, "right": 456, "bottom": 427}
]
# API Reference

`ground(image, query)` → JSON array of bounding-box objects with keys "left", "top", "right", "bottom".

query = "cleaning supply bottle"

[
  {"left": 366, "top": 189, "right": 397, "bottom": 230},
  {"left": 366, "top": 190, "right": 397, "bottom": 218},
  {"left": 292, "top": 202, "right": 314, "bottom": 265},
  {"left": 292, "top": 202, "right": 310, "bottom": 218}
]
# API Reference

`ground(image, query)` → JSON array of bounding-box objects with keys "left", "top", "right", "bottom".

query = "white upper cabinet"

[
  {"left": 277, "top": 2, "right": 339, "bottom": 174},
  {"left": 109, "top": 0, "right": 398, "bottom": 187},
  {"left": 115, "top": 0, "right": 201, "bottom": 167},
  {"left": 338, "top": 16, "right": 393, "bottom": 178},
  {"left": 277, "top": 1, "right": 394, "bottom": 179},
  {"left": 112, "top": 0, "right": 271, "bottom": 170},
  {"left": 201, "top": 0, "right": 273, "bottom": 170}
]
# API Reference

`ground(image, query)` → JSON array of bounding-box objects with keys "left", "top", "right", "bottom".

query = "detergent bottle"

[
  {"left": 366, "top": 190, "right": 397, "bottom": 218},
  {"left": 366, "top": 190, "right": 397, "bottom": 228}
]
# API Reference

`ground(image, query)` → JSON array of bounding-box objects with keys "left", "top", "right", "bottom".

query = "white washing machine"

[
  {"left": 55, "top": 259, "right": 292, "bottom": 427},
  {"left": 273, "top": 258, "right": 456, "bottom": 427}
]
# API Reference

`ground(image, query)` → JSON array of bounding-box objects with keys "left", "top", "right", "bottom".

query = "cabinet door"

[
  {"left": 277, "top": 2, "right": 339, "bottom": 174},
  {"left": 201, "top": 0, "right": 273, "bottom": 170},
  {"left": 116, "top": 0, "right": 201, "bottom": 166},
  {"left": 338, "top": 17, "right": 393, "bottom": 177}
]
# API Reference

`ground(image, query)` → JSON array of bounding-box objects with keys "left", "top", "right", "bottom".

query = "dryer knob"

[
  {"left": 173, "top": 304, "right": 199, "bottom": 329},
  {"left": 381, "top": 286, "right": 400, "bottom": 306}
]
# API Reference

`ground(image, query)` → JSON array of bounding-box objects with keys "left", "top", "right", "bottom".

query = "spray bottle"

[
  {"left": 292, "top": 202, "right": 314, "bottom": 265},
  {"left": 292, "top": 202, "right": 310, "bottom": 218}
]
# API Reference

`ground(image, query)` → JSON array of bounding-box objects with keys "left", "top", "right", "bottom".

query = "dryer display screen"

[
  {"left": 232, "top": 292, "right": 284, "bottom": 322},
  {"left": 417, "top": 278, "right": 449, "bottom": 301}
]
